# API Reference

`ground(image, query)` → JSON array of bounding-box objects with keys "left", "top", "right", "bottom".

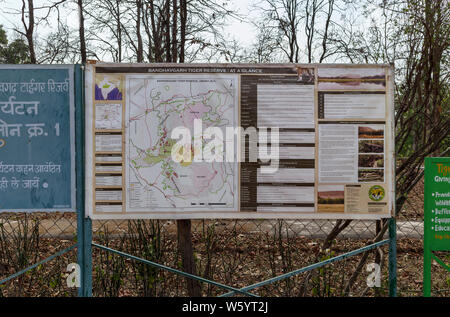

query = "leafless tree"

[
  {"left": 16, "top": 0, "right": 37, "bottom": 63},
  {"left": 253, "top": 0, "right": 339, "bottom": 62},
  {"left": 249, "top": 21, "right": 281, "bottom": 63},
  {"left": 315, "top": 0, "right": 449, "bottom": 295},
  {"left": 84, "top": 0, "right": 127, "bottom": 62},
  {"left": 254, "top": 0, "right": 301, "bottom": 62},
  {"left": 77, "top": 0, "right": 87, "bottom": 63}
]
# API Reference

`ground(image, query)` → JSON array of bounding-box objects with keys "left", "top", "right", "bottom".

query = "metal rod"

[
  {"left": 389, "top": 217, "right": 397, "bottom": 297},
  {"left": 91, "top": 242, "right": 258, "bottom": 297},
  {"left": 75, "top": 64, "right": 92, "bottom": 297},
  {"left": 423, "top": 158, "right": 431, "bottom": 297},
  {"left": 0, "top": 244, "right": 77, "bottom": 286},
  {"left": 431, "top": 253, "right": 450, "bottom": 274},
  {"left": 220, "top": 239, "right": 390, "bottom": 297}
]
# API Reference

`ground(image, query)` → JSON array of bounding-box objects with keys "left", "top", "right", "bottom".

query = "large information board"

[
  {"left": 85, "top": 63, "right": 395, "bottom": 219},
  {"left": 0, "top": 65, "right": 75, "bottom": 212}
]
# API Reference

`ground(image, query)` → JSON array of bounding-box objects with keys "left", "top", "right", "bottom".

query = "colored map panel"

[
  {"left": 125, "top": 75, "right": 239, "bottom": 211},
  {"left": 0, "top": 66, "right": 75, "bottom": 211}
]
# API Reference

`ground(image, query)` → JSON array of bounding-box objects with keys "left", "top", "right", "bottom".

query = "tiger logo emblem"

[{"left": 369, "top": 185, "right": 385, "bottom": 201}]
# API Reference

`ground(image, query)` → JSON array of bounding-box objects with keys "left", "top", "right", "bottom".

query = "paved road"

[{"left": 0, "top": 218, "right": 424, "bottom": 239}]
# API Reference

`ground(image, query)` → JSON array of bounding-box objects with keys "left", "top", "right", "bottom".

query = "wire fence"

[{"left": 0, "top": 173, "right": 449, "bottom": 297}]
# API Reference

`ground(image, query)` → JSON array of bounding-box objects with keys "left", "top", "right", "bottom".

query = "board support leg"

[
  {"left": 75, "top": 64, "right": 93, "bottom": 297},
  {"left": 388, "top": 217, "right": 397, "bottom": 297}
]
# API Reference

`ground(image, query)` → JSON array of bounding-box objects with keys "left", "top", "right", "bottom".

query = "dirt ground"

[
  {"left": 1, "top": 176, "right": 448, "bottom": 297},
  {"left": 0, "top": 231, "right": 448, "bottom": 297}
]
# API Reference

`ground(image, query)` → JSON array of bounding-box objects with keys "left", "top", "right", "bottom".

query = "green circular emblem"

[{"left": 368, "top": 185, "right": 385, "bottom": 201}]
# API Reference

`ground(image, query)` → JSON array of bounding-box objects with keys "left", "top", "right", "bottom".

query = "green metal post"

[
  {"left": 82, "top": 217, "right": 93, "bottom": 296},
  {"left": 423, "top": 159, "right": 432, "bottom": 297},
  {"left": 75, "top": 64, "right": 92, "bottom": 297},
  {"left": 388, "top": 217, "right": 397, "bottom": 297}
]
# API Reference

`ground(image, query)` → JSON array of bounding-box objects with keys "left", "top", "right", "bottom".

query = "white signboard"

[{"left": 85, "top": 63, "right": 395, "bottom": 219}]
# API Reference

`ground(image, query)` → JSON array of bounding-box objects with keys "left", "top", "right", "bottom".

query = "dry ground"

[
  {"left": 0, "top": 228, "right": 448, "bottom": 297},
  {"left": 1, "top": 177, "right": 447, "bottom": 297}
]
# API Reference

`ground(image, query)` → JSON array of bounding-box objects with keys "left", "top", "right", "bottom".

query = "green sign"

[
  {"left": 423, "top": 157, "right": 450, "bottom": 296},
  {"left": 424, "top": 157, "right": 450, "bottom": 250}
]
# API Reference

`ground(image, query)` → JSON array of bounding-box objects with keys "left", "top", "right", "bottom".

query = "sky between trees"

[{"left": 0, "top": 0, "right": 384, "bottom": 64}]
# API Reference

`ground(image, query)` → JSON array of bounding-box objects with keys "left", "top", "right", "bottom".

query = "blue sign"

[{"left": 0, "top": 65, "right": 75, "bottom": 211}]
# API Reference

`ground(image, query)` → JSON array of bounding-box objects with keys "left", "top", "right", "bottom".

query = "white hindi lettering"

[
  {"left": 48, "top": 162, "right": 61, "bottom": 173},
  {"left": 0, "top": 177, "right": 8, "bottom": 190},
  {"left": 0, "top": 96, "right": 39, "bottom": 116},
  {"left": 10, "top": 177, "right": 20, "bottom": 189},
  {"left": 20, "top": 79, "right": 46, "bottom": 94},
  {"left": 15, "top": 165, "right": 34, "bottom": 175},
  {"left": 47, "top": 78, "right": 69, "bottom": 92},
  {"left": 0, "top": 121, "right": 49, "bottom": 138},
  {"left": 0, "top": 82, "right": 18, "bottom": 94},
  {"left": 47, "top": 79, "right": 56, "bottom": 92},
  {"left": 0, "top": 96, "right": 16, "bottom": 114},
  {"left": 25, "top": 123, "right": 45, "bottom": 138},
  {"left": 22, "top": 177, "right": 40, "bottom": 189},
  {"left": 0, "top": 162, "right": 62, "bottom": 174},
  {"left": 25, "top": 102, "right": 39, "bottom": 115},
  {"left": 0, "top": 163, "right": 15, "bottom": 173},
  {"left": 0, "top": 177, "right": 40, "bottom": 190},
  {"left": 0, "top": 78, "right": 68, "bottom": 95},
  {"left": 0, "top": 119, "right": 22, "bottom": 137}
]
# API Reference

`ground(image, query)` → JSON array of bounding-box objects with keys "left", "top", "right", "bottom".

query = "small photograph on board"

[
  {"left": 297, "top": 67, "right": 315, "bottom": 84},
  {"left": 95, "top": 103, "right": 123, "bottom": 129},
  {"left": 95, "top": 74, "right": 123, "bottom": 100},
  {"left": 317, "top": 185, "right": 345, "bottom": 212},
  {"left": 358, "top": 125, "right": 384, "bottom": 139},
  {"left": 358, "top": 169, "right": 384, "bottom": 182},
  {"left": 317, "top": 67, "right": 386, "bottom": 90},
  {"left": 358, "top": 154, "right": 384, "bottom": 168},
  {"left": 318, "top": 67, "right": 385, "bottom": 80},
  {"left": 318, "top": 80, "right": 386, "bottom": 90},
  {"left": 358, "top": 140, "right": 384, "bottom": 153}
]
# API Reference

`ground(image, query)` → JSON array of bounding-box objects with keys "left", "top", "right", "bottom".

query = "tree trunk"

[
  {"left": 22, "top": 0, "right": 36, "bottom": 63},
  {"left": 177, "top": 220, "right": 202, "bottom": 296},
  {"left": 136, "top": 0, "right": 143, "bottom": 62},
  {"left": 179, "top": 0, "right": 187, "bottom": 63},
  {"left": 172, "top": 0, "right": 178, "bottom": 62},
  {"left": 77, "top": 0, "right": 87, "bottom": 63},
  {"left": 174, "top": 1, "right": 200, "bottom": 295}
]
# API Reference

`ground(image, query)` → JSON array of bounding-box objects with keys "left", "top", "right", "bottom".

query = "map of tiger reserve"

[{"left": 125, "top": 74, "right": 239, "bottom": 211}]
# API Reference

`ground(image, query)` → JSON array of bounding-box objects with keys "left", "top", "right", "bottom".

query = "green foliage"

[
  {"left": 0, "top": 25, "right": 30, "bottom": 64},
  {"left": 93, "top": 231, "right": 126, "bottom": 297},
  {"left": 0, "top": 215, "right": 40, "bottom": 296},
  {"left": 126, "top": 220, "right": 164, "bottom": 297},
  {"left": 311, "top": 249, "right": 337, "bottom": 297}
]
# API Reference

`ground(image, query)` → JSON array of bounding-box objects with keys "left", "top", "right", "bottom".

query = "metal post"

[
  {"left": 388, "top": 217, "right": 397, "bottom": 297},
  {"left": 75, "top": 64, "right": 92, "bottom": 297},
  {"left": 423, "top": 159, "right": 431, "bottom": 297},
  {"left": 82, "top": 217, "right": 93, "bottom": 297}
]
